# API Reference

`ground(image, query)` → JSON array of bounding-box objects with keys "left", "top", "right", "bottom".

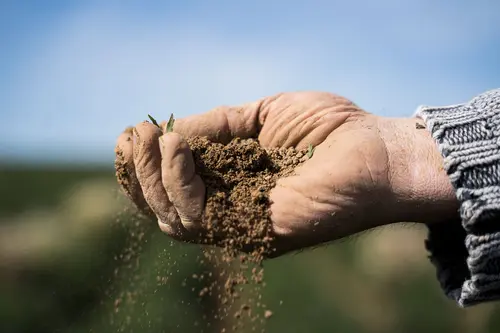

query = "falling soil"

[
  {"left": 185, "top": 137, "right": 307, "bottom": 331},
  {"left": 114, "top": 136, "right": 308, "bottom": 332}
]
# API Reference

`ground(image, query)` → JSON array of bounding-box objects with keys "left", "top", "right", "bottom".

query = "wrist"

[{"left": 377, "top": 117, "right": 459, "bottom": 224}]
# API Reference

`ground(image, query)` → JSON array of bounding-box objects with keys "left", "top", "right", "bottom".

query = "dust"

[
  {"left": 106, "top": 208, "right": 154, "bottom": 332},
  {"left": 186, "top": 137, "right": 307, "bottom": 331},
  {"left": 113, "top": 136, "right": 307, "bottom": 332}
]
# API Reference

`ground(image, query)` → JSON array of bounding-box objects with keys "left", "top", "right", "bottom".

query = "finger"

[
  {"left": 259, "top": 92, "right": 360, "bottom": 149},
  {"left": 159, "top": 132, "right": 206, "bottom": 233},
  {"left": 132, "top": 121, "right": 187, "bottom": 238},
  {"left": 159, "top": 92, "right": 360, "bottom": 150},
  {"left": 159, "top": 98, "right": 268, "bottom": 143},
  {"left": 114, "top": 127, "right": 154, "bottom": 217}
]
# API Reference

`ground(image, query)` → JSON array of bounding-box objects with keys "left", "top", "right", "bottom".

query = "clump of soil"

[
  {"left": 188, "top": 136, "right": 307, "bottom": 255},
  {"left": 185, "top": 137, "right": 307, "bottom": 330}
]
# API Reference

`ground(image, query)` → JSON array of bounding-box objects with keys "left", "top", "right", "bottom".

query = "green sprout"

[
  {"left": 165, "top": 114, "right": 175, "bottom": 133},
  {"left": 307, "top": 143, "right": 315, "bottom": 159},
  {"left": 148, "top": 114, "right": 161, "bottom": 128}
]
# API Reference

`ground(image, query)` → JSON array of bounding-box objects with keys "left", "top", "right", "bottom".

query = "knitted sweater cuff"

[{"left": 415, "top": 89, "right": 500, "bottom": 307}]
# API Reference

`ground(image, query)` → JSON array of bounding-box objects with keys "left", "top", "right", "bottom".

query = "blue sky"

[{"left": 1, "top": 0, "right": 499, "bottom": 164}]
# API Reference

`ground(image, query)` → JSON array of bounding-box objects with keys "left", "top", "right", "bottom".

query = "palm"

[{"left": 254, "top": 93, "right": 391, "bottom": 250}]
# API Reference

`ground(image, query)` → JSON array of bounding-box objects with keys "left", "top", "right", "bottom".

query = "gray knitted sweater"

[{"left": 415, "top": 88, "right": 500, "bottom": 307}]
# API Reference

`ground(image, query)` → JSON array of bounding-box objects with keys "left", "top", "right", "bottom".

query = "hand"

[{"left": 114, "top": 92, "right": 459, "bottom": 256}]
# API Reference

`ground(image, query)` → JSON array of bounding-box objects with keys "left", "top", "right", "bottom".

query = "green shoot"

[
  {"left": 148, "top": 114, "right": 160, "bottom": 128},
  {"left": 307, "top": 143, "right": 315, "bottom": 159},
  {"left": 165, "top": 114, "right": 175, "bottom": 133}
]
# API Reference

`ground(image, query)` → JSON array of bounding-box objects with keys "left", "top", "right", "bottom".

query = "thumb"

[{"left": 159, "top": 99, "right": 266, "bottom": 143}]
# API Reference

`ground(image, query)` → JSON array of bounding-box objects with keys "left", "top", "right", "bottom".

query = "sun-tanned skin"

[{"left": 115, "top": 91, "right": 459, "bottom": 256}]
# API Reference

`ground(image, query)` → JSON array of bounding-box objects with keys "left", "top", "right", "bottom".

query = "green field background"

[{"left": 1, "top": 165, "right": 500, "bottom": 333}]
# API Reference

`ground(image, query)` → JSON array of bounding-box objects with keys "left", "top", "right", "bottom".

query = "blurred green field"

[{"left": 1, "top": 165, "right": 500, "bottom": 333}]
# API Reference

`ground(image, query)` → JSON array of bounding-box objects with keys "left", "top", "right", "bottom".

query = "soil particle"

[
  {"left": 114, "top": 149, "right": 130, "bottom": 190},
  {"left": 415, "top": 122, "right": 426, "bottom": 129},
  {"left": 264, "top": 310, "right": 273, "bottom": 319}
]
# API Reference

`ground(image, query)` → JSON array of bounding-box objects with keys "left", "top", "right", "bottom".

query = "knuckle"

[{"left": 135, "top": 152, "right": 156, "bottom": 179}]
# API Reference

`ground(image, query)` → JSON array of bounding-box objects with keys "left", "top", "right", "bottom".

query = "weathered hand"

[{"left": 115, "top": 92, "right": 458, "bottom": 256}]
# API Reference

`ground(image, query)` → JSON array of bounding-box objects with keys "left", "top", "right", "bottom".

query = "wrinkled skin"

[{"left": 115, "top": 92, "right": 458, "bottom": 256}]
